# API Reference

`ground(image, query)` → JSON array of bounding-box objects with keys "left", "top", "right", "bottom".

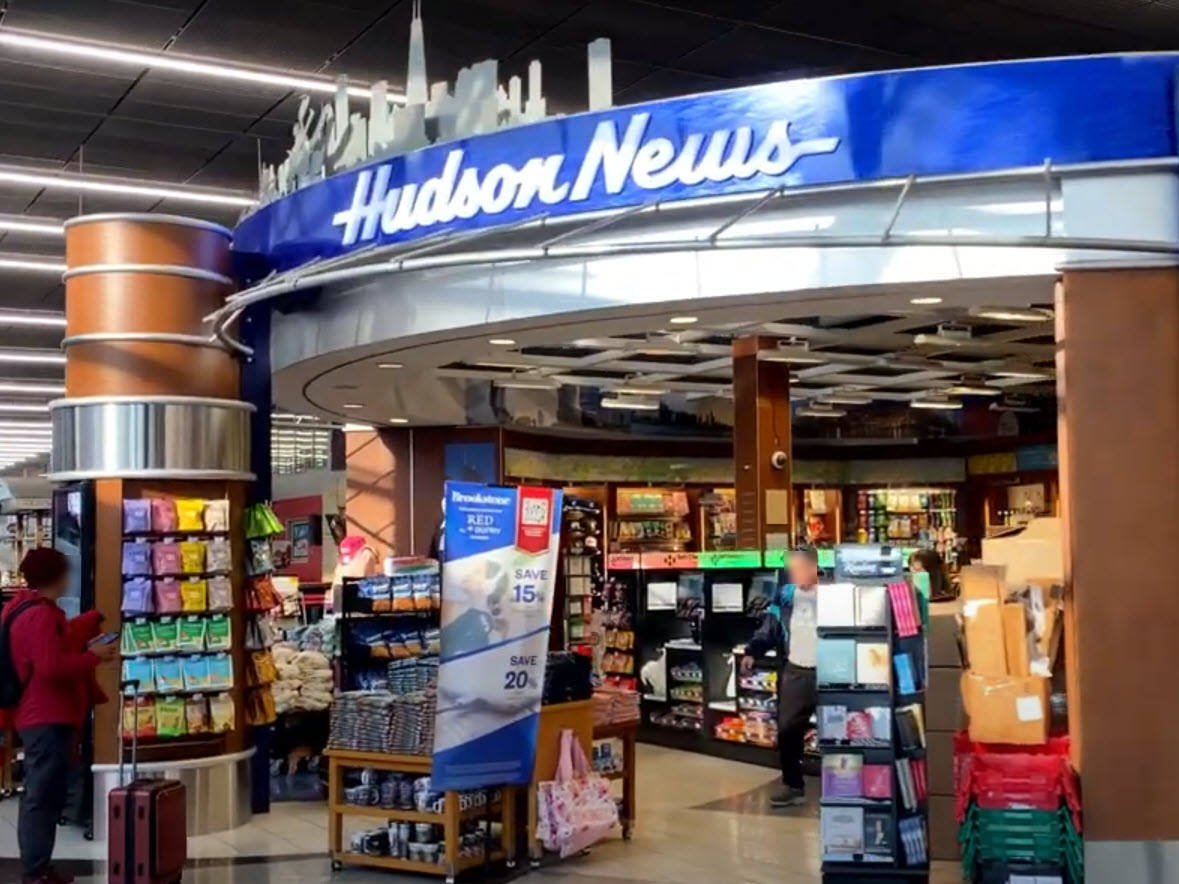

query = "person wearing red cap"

[{"left": 0, "top": 548, "right": 117, "bottom": 884}]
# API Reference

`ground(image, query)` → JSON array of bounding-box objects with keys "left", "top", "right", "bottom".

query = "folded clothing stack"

[
  {"left": 329, "top": 689, "right": 436, "bottom": 755},
  {"left": 272, "top": 644, "right": 335, "bottom": 714},
  {"left": 593, "top": 685, "right": 640, "bottom": 727}
]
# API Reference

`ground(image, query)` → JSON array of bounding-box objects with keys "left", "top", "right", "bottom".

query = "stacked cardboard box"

[{"left": 926, "top": 599, "right": 964, "bottom": 861}]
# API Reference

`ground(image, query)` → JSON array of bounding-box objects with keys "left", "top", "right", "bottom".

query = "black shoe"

[{"left": 769, "top": 786, "right": 806, "bottom": 807}]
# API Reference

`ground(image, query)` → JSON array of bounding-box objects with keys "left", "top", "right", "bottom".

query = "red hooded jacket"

[{"left": 1, "top": 591, "right": 106, "bottom": 731}]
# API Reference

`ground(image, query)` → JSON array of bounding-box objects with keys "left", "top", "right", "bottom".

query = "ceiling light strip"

[
  {"left": 0, "top": 215, "right": 64, "bottom": 236},
  {"left": 0, "top": 166, "right": 254, "bottom": 208},
  {"left": 0, "top": 29, "right": 405, "bottom": 104},
  {"left": 0, "top": 255, "right": 67, "bottom": 273}
]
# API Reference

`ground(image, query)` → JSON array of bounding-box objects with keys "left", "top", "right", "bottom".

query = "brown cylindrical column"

[
  {"left": 732, "top": 336, "right": 793, "bottom": 549},
  {"left": 1056, "top": 267, "right": 1179, "bottom": 863}
]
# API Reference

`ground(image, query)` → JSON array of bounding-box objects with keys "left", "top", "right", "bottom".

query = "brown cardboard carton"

[
  {"left": 960, "top": 564, "right": 1006, "bottom": 603},
  {"left": 963, "top": 598, "right": 1007, "bottom": 676},
  {"left": 926, "top": 667, "right": 965, "bottom": 732},
  {"left": 929, "top": 795, "right": 959, "bottom": 861},
  {"left": 928, "top": 600, "right": 963, "bottom": 668},
  {"left": 961, "top": 671, "right": 1050, "bottom": 744},
  {"left": 926, "top": 730, "right": 955, "bottom": 796},
  {"left": 1002, "top": 602, "right": 1031, "bottom": 677}
]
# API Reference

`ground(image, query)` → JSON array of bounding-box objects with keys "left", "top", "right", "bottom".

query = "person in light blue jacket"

[{"left": 742, "top": 546, "right": 820, "bottom": 807}]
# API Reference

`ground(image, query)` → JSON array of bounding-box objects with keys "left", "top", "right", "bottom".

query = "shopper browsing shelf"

[
  {"left": 907, "top": 548, "right": 953, "bottom": 601},
  {"left": 742, "top": 546, "right": 820, "bottom": 808},
  {"left": 0, "top": 549, "right": 117, "bottom": 884}
]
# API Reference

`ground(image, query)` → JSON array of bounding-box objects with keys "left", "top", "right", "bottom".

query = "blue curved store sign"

[{"left": 233, "top": 54, "right": 1179, "bottom": 278}]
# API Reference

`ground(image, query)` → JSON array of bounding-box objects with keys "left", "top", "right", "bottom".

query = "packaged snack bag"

[
  {"left": 249, "top": 650, "right": 277, "bottom": 684},
  {"left": 207, "top": 575, "right": 233, "bottom": 611},
  {"left": 152, "top": 656, "right": 184, "bottom": 694},
  {"left": 180, "top": 578, "right": 207, "bottom": 613},
  {"left": 176, "top": 616, "right": 208, "bottom": 652},
  {"left": 402, "top": 631, "right": 424, "bottom": 657},
  {"left": 207, "top": 653, "right": 234, "bottom": 690},
  {"left": 181, "top": 655, "right": 211, "bottom": 691},
  {"left": 122, "top": 499, "right": 151, "bottom": 533},
  {"left": 247, "top": 538, "right": 273, "bottom": 576},
  {"left": 412, "top": 574, "right": 433, "bottom": 612},
  {"left": 123, "top": 696, "right": 157, "bottom": 740},
  {"left": 423, "top": 627, "right": 441, "bottom": 656},
  {"left": 154, "top": 578, "right": 183, "bottom": 614},
  {"left": 392, "top": 576, "right": 414, "bottom": 612},
  {"left": 179, "top": 541, "right": 206, "bottom": 574},
  {"left": 185, "top": 696, "right": 210, "bottom": 734},
  {"left": 209, "top": 693, "right": 235, "bottom": 733},
  {"left": 151, "top": 618, "right": 180, "bottom": 653},
  {"left": 126, "top": 620, "right": 155, "bottom": 655},
  {"left": 205, "top": 537, "right": 232, "bottom": 573},
  {"left": 121, "top": 578, "right": 154, "bottom": 616},
  {"left": 151, "top": 497, "right": 178, "bottom": 533},
  {"left": 155, "top": 695, "right": 187, "bottom": 738},
  {"left": 121, "top": 657, "right": 154, "bottom": 690},
  {"left": 122, "top": 541, "right": 152, "bottom": 576},
  {"left": 205, "top": 615, "right": 232, "bottom": 651},
  {"left": 152, "top": 542, "right": 182, "bottom": 575},
  {"left": 176, "top": 498, "right": 205, "bottom": 532},
  {"left": 204, "top": 499, "right": 229, "bottom": 532}
]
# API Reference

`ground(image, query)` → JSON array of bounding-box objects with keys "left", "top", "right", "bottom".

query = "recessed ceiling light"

[
  {"left": 377, "top": 362, "right": 403, "bottom": 370},
  {"left": 612, "top": 385, "right": 667, "bottom": 396},
  {"left": 911, "top": 396, "right": 964, "bottom": 410},
  {"left": 910, "top": 296, "right": 943, "bottom": 305},
  {"left": 797, "top": 405, "right": 846, "bottom": 418},
  {"left": 668, "top": 316, "right": 698, "bottom": 325},
  {"left": 968, "top": 306, "right": 1053, "bottom": 323},
  {"left": 388, "top": 417, "right": 409, "bottom": 424},
  {"left": 0, "top": 28, "right": 405, "bottom": 103},
  {"left": 488, "top": 338, "right": 516, "bottom": 346},
  {"left": 600, "top": 396, "right": 659, "bottom": 411},
  {"left": 343, "top": 403, "right": 364, "bottom": 409}
]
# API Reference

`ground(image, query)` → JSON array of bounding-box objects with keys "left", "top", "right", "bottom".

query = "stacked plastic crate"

[{"left": 955, "top": 734, "right": 1082, "bottom": 883}]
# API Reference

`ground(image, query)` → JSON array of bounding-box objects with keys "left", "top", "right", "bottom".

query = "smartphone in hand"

[{"left": 89, "top": 632, "right": 120, "bottom": 647}]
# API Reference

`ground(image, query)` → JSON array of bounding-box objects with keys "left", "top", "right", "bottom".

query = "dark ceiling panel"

[{"left": 2, "top": 0, "right": 199, "bottom": 45}]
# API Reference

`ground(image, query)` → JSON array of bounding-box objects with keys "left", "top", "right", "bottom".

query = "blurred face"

[
  {"left": 909, "top": 556, "right": 926, "bottom": 572},
  {"left": 790, "top": 552, "right": 819, "bottom": 587}
]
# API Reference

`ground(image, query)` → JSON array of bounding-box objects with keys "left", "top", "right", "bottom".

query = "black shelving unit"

[
  {"left": 819, "top": 549, "right": 929, "bottom": 883},
  {"left": 337, "top": 575, "right": 441, "bottom": 691}
]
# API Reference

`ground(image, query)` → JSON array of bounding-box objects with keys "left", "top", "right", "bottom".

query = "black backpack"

[{"left": 0, "top": 600, "right": 38, "bottom": 709}]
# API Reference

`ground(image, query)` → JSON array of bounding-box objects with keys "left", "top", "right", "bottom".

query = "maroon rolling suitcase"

[{"left": 108, "top": 680, "right": 187, "bottom": 884}]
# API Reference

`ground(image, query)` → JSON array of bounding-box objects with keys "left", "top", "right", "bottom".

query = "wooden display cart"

[
  {"left": 327, "top": 748, "right": 517, "bottom": 882},
  {"left": 527, "top": 699, "right": 595, "bottom": 866},
  {"left": 593, "top": 720, "right": 637, "bottom": 839}
]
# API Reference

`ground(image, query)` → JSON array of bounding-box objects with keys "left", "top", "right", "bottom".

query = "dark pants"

[
  {"left": 18, "top": 725, "right": 76, "bottom": 877},
  {"left": 777, "top": 663, "right": 817, "bottom": 790}
]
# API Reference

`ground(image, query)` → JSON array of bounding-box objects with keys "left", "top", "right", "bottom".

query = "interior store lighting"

[
  {"left": 909, "top": 296, "right": 943, "bottom": 305},
  {"left": 388, "top": 417, "right": 409, "bottom": 424},
  {"left": 600, "top": 396, "right": 659, "bottom": 411},
  {"left": 376, "top": 362, "right": 404, "bottom": 369},
  {"left": 0, "top": 421, "right": 51, "bottom": 429},
  {"left": 991, "top": 368, "right": 1051, "bottom": 380},
  {"left": 0, "top": 403, "right": 49, "bottom": 412},
  {"left": 0, "top": 216, "right": 64, "bottom": 237},
  {"left": 668, "top": 316, "right": 698, "bottom": 325},
  {"left": 0, "top": 256, "right": 67, "bottom": 274},
  {"left": 758, "top": 346, "right": 825, "bottom": 365},
  {"left": 989, "top": 396, "right": 1039, "bottom": 414},
  {"left": 487, "top": 338, "right": 517, "bottom": 346},
  {"left": 817, "top": 393, "right": 872, "bottom": 405},
  {"left": 968, "top": 306, "right": 1054, "bottom": 323},
  {"left": 0, "top": 350, "right": 65, "bottom": 365},
  {"left": 797, "top": 405, "right": 846, "bottom": 418},
  {"left": 0, "top": 166, "right": 254, "bottom": 208},
  {"left": 0, "top": 381, "right": 64, "bottom": 394},
  {"left": 0, "top": 29, "right": 405, "bottom": 103},
  {"left": 612, "top": 385, "right": 669, "bottom": 396},
  {"left": 494, "top": 378, "right": 560, "bottom": 391},
  {"left": 910, "top": 396, "right": 964, "bottom": 410},
  {"left": 0, "top": 311, "right": 67, "bottom": 328},
  {"left": 342, "top": 403, "right": 364, "bottom": 409},
  {"left": 945, "top": 382, "right": 1002, "bottom": 396}
]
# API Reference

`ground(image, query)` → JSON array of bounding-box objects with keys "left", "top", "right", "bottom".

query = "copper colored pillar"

[
  {"left": 1056, "top": 267, "right": 1179, "bottom": 874},
  {"left": 732, "top": 336, "right": 793, "bottom": 550}
]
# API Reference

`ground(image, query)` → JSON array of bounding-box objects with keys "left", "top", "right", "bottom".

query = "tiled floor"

[{"left": 0, "top": 744, "right": 962, "bottom": 882}]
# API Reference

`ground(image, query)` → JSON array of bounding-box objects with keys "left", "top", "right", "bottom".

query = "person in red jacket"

[{"left": 1, "top": 548, "right": 117, "bottom": 884}]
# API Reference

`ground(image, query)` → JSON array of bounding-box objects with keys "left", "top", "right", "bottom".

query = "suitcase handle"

[{"left": 119, "top": 679, "right": 140, "bottom": 785}]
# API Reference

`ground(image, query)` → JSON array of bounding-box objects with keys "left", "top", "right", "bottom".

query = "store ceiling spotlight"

[
  {"left": 945, "top": 380, "right": 1002, "bottom": 396},
  {"left": 989, "top": 395, "right": 1039, "bottom": 414},
  {"left": 0, "top": 381, "right": 65, "bottom": 394},
  {"left": 376, "top": 362, "right": 403, "bottom": 369},
  {"left": 342, "top": 403, "right": 364, "bottom": 409},
  {"left": 797, "top": 404, "right": 846, "bottom": 418},
  {"left": 991, "top": 367, "right": 1051, "bottom": 381},
  {"left": 0, "top": 215, "right": 64, "bottom": 237},
  {"left": 600, "top": 396, "right": 660, "bottom": 411},
  {"left": 0, "top": 165, "right": 254, "bottom": 208},
  {"left": 0, "top": 350, "right": 66, "bottom": 365},
  {"left": 910, "top": 395, "right": 964, "bottom": 410},
  {"left": 817, "top": 393, "right": 872, "bottom": 406},
  {"left": 388, "top": 417, "right": 409, "bottom": 424},
  {"left": 968, "top": 306, "right": 1054, "bottom": 323},
  {"left": 759, "top": 340, "right": 825, "bottom": 364},
  {"left": 0, "top": 255, "right": 68, "bottom": 274},
  {"left": 494, "top": 378, "right": 559, "bottom": 390},
  {"left": 0, "top": 28, "right": 404, "bottom": 103},
  {"left": 913, "top": 323, "right": 972, "bottom": 347},
  {"left": 487, "top": 338, "right": 517, "bottom": 346}
]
